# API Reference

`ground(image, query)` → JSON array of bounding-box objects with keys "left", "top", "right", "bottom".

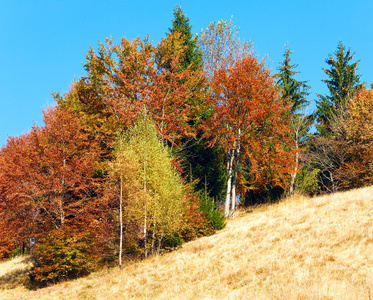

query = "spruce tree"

[
  {"left": 277, "top": 45, "right": 313, "bottom": 195},
  {"left": 167, "top": 6, "right": 226, "bottom": 217},
  {"left": 277, "top": 45, "right": 310, "bottom": 114},
  {"left": 316, "top": 41, "right": 362, "bottom": 135},
  {"left": 168, "top": 5, "right": 202, "bottom": 71}
]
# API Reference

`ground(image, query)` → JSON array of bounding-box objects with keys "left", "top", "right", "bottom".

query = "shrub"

[
  {"left": 10, "top": 247, "right": 23, "bottom": 258},
  {"left": 30, "top": 227, "right": 95, "bottom": 285},
  {"left": 199, "top": 195, "right": 226, "bottom": 230}
]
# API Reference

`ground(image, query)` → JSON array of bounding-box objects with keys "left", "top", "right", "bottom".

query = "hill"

[{"left": 1, "top": 186, "right": 373, "bottom": 299}]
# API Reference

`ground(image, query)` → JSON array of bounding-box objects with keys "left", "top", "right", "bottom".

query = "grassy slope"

[{"left": 1, "top": 186, "right": 373, "bottom": 299}]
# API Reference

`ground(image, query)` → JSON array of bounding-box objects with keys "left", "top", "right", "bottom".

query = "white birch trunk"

[
  {"left": 289, "top": 138, "right": 299, "bottom": 196},
  {"left": 119, "top": 174, "right": 123, "bottom": 268},
  {"left": 225, "top": 148, "right": 234, "bottom": 217},
  {"left": 143, "top": 161, "right": 148, "bottom": 258},
  {"left": 230, "top": 128, "right": 241, "bottom": 218}
]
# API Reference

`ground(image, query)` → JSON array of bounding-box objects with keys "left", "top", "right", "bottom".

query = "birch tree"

[{"left": 205, "top": 53, "right": 293, "bottom": 217}]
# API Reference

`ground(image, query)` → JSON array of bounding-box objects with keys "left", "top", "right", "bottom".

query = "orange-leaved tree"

[{"left": 204, "top": 52, "right": 294, "bottom": 217}]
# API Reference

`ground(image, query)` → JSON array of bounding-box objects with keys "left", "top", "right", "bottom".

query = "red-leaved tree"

[{"left": 204, "top": 53, "right": 294, "bottom": 217}]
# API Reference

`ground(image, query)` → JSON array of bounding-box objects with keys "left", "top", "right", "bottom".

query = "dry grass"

[
  {"left": 0, "top": 255, "right": 33, "bottom": 290},
  {"left": 2, "top": 186, "right": 373, "bottom": 299}
]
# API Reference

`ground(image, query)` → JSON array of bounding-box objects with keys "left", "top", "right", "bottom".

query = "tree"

[
  {"left": 111, "top": 116, "right": 188, "bottom": 256},
  {"left": 205, "top": 53, "right": 293, "bottom": 217},
  {"left": 276, "top": 45, "right": 313, "bottom": 195},
  {"left": 168, "top": 5, "right": 203, "bottom": 71},
  {"left": 316, "top": 41, "right": 362, "bottom": 135},
  {"left": 336, "top": 88, "right": 373, "bottom": 189},
  {"left": 57, "top": 34, "right": 204, "bottom": 149},
  {"left": 198, "top": 18, "right": 251, "bottom": 74}
]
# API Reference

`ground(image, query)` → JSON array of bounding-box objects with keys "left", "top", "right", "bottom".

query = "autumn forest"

[{"left": 1, "top": 7, "right": 372, "bottom": 285}]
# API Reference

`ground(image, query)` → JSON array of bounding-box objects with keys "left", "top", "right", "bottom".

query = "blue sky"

[{"left": 1, "top": 0, "right": 372, "bottom": 147}]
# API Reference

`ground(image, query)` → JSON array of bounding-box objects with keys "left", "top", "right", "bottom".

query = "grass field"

[{"left": 1, "top": 186, "right": 373, "bottom": 299}]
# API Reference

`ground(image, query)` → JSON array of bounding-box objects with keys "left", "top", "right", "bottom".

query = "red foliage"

[{"left": 0, "top": 107, "right": 102, "bottom": 257}]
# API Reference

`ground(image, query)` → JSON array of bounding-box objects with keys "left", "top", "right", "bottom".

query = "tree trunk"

[
  {"left": 143, "top": 161, "right": 148, "bottom": 258},
  {"left": 119, "top": 175, "right": 123, "bottom": 268},
  {"left": 230, "top": 128, "right": 241, "bottom": 218},
  {"left": 289, "top": 138, "right": 299, "bottom": 196},
  {"left": 225, "top": 149, "right": 234, "bottom": 217}
]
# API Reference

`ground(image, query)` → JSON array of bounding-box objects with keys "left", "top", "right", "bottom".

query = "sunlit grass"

[{"left": 1, "top": 186, "right": 373, "bottom": 299}]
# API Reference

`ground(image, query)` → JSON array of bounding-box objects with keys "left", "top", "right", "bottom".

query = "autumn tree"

[
  {"left": 57, "top": 33, "right": 204, "bottom": 152},
  {"left": 198, "top": 18, "right": 251, "bottom": 74},
  {"left": 205, "top": 52, "right": 293, "bottom": 217},
  {"left": 336, "top": 88, "right": 373, "bottom": 189},
  {"left": 109, "top": 116, "right": 188, "bottom": 256},
  {"left": 0, "top": 134, "right": 39, "bottom": 257}
]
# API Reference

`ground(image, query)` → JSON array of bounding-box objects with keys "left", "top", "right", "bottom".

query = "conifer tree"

[
  {"left": 167, "top": 7, "right": 227, "bottom": 204},
  {"left": 277, "top": 45, "right": 310, "bottom": 114},
  {"left": 316, "top": 41, "right": 362, "bottom": 135},
  {"left": 168, "top": 5, "right": 203, "bottom": 71},
  {"left": 277, "top": 45, "right": 313, "bottom": 195}
]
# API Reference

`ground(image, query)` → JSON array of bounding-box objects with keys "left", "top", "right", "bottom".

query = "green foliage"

[
  {"left": 163, "top": 234, "right": 184, "bottom": 250},
  {"left": 199, "top": 195, "right": 226, "bottom": 230},
  {"left": 168, "top": 5, "right": 203, "bottom": 71},
  {"left": 296, "top": 166, "right": 320, "bottom": 196},
  {"left": 30, "top": 229, "right": 94, "bottom": 285},
  {"left": 316, "top": 41, "right": 362, "bottom": 135},
  {"left": 10, "top": 247, "right": 23, "bottom": 258},
  {"left": 277, "top": 45, "right": 310, "bottom": 114}
]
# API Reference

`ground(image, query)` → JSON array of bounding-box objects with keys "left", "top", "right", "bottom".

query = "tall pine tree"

[
  {"left": 168, "top": 5, "right": 203, "bottom": 71},
  {"left": 316, "top": 41, "right": 362, "bottom": 135},
  {"left": 277, "top": 45, "right": 313, "bottom": 195},
  {"left": 167, "top": 6, "right": 226, "bottom": 201}
]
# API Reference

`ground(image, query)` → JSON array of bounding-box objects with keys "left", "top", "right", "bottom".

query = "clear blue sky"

[{"left": 1, "top": 0, "right": 372, "bottom": 147}]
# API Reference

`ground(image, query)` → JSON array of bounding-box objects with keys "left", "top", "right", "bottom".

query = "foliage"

[
  {"left": 30, "top": 228, "right": 95, "bottom": 285},
  {"left": 276, "top": 45, "right": 313, "bottom": 195},
  {"left": 336, "top": 88, "right": 373, "bottom": 189},
  {"left": 109, "top": 116, "right": 190, "bottom": 256},
  {"left": 199, "top": 194, "right": 226, "bottom": 230},
  {"left": 316, "top": 41, "right": 362, "bottom": 136},
  {"left": 168, "top": 5, "right": 203, "bottom": 71},
  {"left": 198, "top": 18, "right": 251, "bottom": 74},
  {"left": 204, "top": 51, "right": 294, "bottom": 216}
]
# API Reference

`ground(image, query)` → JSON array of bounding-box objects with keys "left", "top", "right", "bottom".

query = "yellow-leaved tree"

[{"left": 110, "top": 115, "right": 187, "bottom": 264}]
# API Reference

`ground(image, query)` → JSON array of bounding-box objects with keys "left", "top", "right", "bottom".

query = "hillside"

[{"left": 1, "top": 186, "right": 373, "bottom": 299}]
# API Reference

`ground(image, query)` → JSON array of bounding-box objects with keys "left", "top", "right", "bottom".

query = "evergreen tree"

[
  {"left": 277, "top": 45, "right": 310, "bottom": 114},
  {"left": 167, "top": 6, "right": 227, "bottom": 203},
  {"left": 316, "top": 41, "right": 362, "bottom": 135},
  {"left": 168, "top": 5, "right": 203, "bottom": 71},
  {"left": 277, "top": 45, "right": 313, "bottom": 195}
]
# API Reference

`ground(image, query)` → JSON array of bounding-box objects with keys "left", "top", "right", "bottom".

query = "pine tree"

[
  {"left": 277, "top": 45, "right": 310, "bottom": 114},
  {"left": 167, "top": 6, "right": 227, "bottom": 205},
  {"left": 316, "top": 41, "right": 362, "bottom": 135},
  {"left": 276, "top": 45, "right": 313, "bottom": 195},
  {"left": 168, "top": 5, "right": 203, "bottom": 71}
]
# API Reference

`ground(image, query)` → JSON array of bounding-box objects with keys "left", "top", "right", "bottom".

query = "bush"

[
  {"left": 199, "top": 195, "right": 226, "bottom": 231},
  {"left": 10, "top": 247, "right": 23, "bottom": 258},
  {"left": 30, "top": 228, "right": 95, "bottom": 285}
]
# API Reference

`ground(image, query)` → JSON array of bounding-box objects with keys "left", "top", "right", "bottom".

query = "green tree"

[
  {"left": 277, "top": 45, "right": 310, "bottom": 114},
  {"left": 167, "top": 7, "right": 226, "bottom": 215},
  {"left": 316, "top": 41, "right": 362, "bottom": 135},
  {"left": 276, "top": 45, "right": 313, "bottom": 195},
  {"left": 168, "top": 5, "right": 203, "bottom": 71}
]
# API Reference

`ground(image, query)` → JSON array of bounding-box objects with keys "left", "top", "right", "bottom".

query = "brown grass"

[{"left": 1, "top": 186, "right": 373, "bottom": 299}]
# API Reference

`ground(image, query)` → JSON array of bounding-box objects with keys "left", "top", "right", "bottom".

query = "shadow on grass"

[{"left": 0, "top": 256, "right": 35, "bottom": 290}]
